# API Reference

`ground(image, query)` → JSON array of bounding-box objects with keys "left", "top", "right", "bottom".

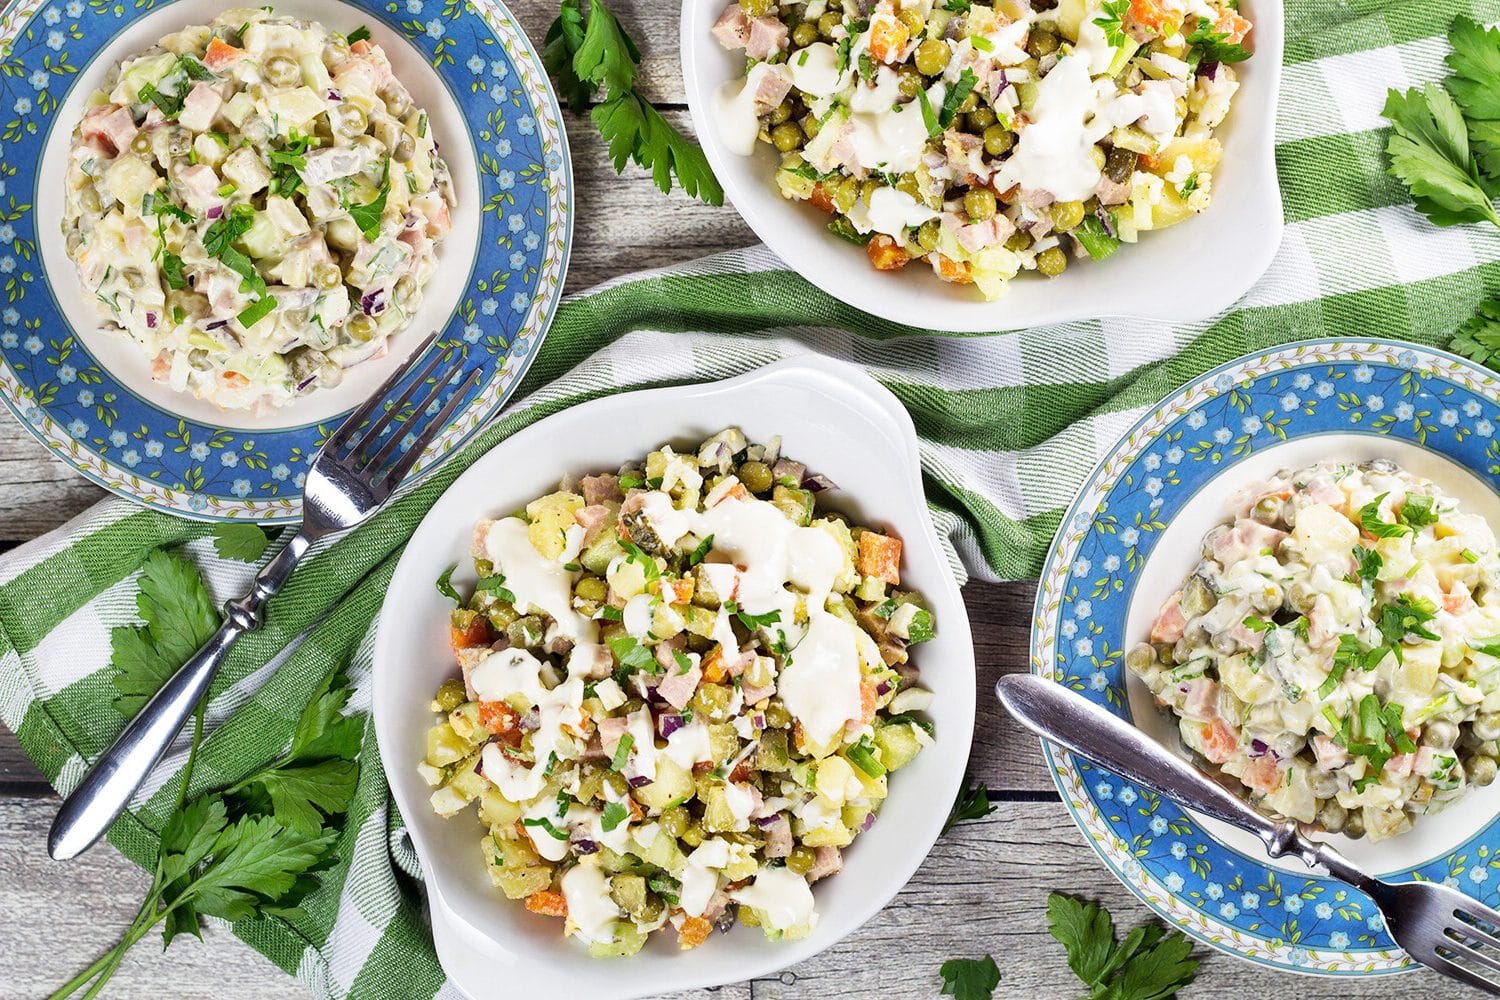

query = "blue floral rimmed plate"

[
  {"left": 1033, "top": 338, "right": 1500, "bottom": 977},
  {"left": 0, "top": 0, "right": 570, "bottom": 521}
]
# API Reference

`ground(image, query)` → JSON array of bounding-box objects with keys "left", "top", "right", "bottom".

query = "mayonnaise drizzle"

[
  {"left": 729, "top": 866, "right": 817, "bottom": 932},
  {"left": 715, "top": 62, "right": 793, "bottom": 156},
  {"left": 560, "top": 864, "right": 621, "bottom": 943}
]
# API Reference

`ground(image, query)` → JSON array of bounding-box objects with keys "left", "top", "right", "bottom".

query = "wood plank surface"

[{"left": 1, "top": 797, "right": 1477, "bottom": 999}]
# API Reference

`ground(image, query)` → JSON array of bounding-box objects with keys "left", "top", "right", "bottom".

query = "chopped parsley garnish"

[
  {"left": 672, "top": 649, "right": 694, "bottom": 675},
  {"left": 235, "top": 293, "right": 276, "bottom": 328},
  {"left": 161, "top": 252, "right": 187, "bottom": 290},
  {"left": 1074, "top": 214, "right": 1121, "bottom": 260},
  {"left": 142, "top": 193, "right": 193, "bottom": 223},
  {"left": 726, "top": 601, "right": 781, "bottom": 630},
  {"left": 1184, "top": 14, "right": 1252, "bottom": 69},
  {"left": 688, "top": 533, "right": 714, "bottom": 566},
  {"left": 346, "top": 25, "right": 372, "bottom": 44},
  {"left": 268, "top": 129, "right": 312, "bottom": 198},
  {"left": 938, "top": 68, "right": 978, "bottom": 129},
  {"left": 1359, "top": 493, "right": 1411, "bottom": 538},
  {"left": 619, "top": 537, "right": 661, "bottom": 582},
  {"left": 601, "top": 801, "right": 628, "bottom": 832},
  {"left": 608, "top": 634, "right": 658, "bottom": 674},
  {"left": 520, "top": 816, "right": 569, "bottom": 841},
  {"left": 348, "top": 159, "right": 391, "bottom": 240},
  {"left": 1398, "top": 492, "right": 1439, "bottom": 528},
  {"left": 1351, "top": 545, "right": 1383, "bottom": 584},
  {"left": 138, "top": 82, "right": 184, "bottom": 118},
  {"left": 1241, "top": 615, "right": 1274, "bottom": 633},
  {"left": 475, "top": 574, "right": 517, "bottom": 604},
  {"left": 1094, "top": 0, "right": 1130, "bottom": 49},
  {"left": 609, "top": 731, "right": 634, "bottom": 772},
  {"left": 435, "top": 564, "right": 462, "bottom": 606},
  {"left": 1375, "top": 594, "right": 1440, "bottom": 659},
  {"left": 942, "top": 780, "right": 995, "bottom": 835},
  {"left": 203, "top": 203, "right": 256, "bottom": 256}
]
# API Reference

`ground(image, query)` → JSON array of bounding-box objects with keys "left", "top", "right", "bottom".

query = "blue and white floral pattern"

[
  {"left": 0, "top": 0, "right": 571, "bottom": 521},
  {"left": 1034, "top": 340, "right": 1500, "bottom": 977}
]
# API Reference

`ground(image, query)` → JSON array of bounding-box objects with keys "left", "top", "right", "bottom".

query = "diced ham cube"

[
  {"left": 1212, "top": 519, "right": 1288, "bottom": 564},
  {"left": 455, "top": 646, "right": 489, "bottom": 700},
  {"left": 712, "top": 3, "right": 751, "bottom": 50},
  {"left": 1311, "top": 733, "right": 1350, "bottom": 771},
  {"left": 1182, "top": 677, "right": 1219, "bottom": 721},
  {"left": 596, "top": 715, "right": 630, "bottom": 758},
  {"left": 581, "top": 473, "right": 623, "bottom": 506},
  {"left": 1243, "top": 753, "right": 1284, "bottom": 793},
  {"left": 471, "top": 518, "right": 495, "bottom": 558},
  {"left": 177, "top": 83, "right": 223, "bottom": 133},
  {"left": 1150, "top": 590, "right": 1186, "bottom": 644},
  {"left": 808, "top": 846, "right": 843, "bottom": 882},
  {"left": 1096, "top": 175, "right": 1129, "bottom": 206},
  {"left": 943, "top": 130, "right": 983, "bottom": 174},
  {"left": 574, "top": 503, "right": 613, "bottom": 548},
  {"left": 656, "top": 661, "right": 701, "bottom": 711},
  {"left": 953, "top": 214, "right": 1015, "bottom": 253},
  {"left": 1384, "top": 752, "right": 1416, "bottom": 781},
  {"left": 175, "top": 163, "right": 222, "bottom": 213},
  {"left": 1198, "top": 717, "right": 1239, "bottom": 764},
  {"left": 740, "top": 678, "right": 775, "bottom": 705},
  {"left": 761, "top": 814, "right": 793, "bottom": 858},
  {"left": 752, "top": 63, "right": 793, "bottom": 110},
  {"left": 84, "top": 105, "right": 141, "bottom": 156},
  {"left": 745, "top": 16, "right": 789, "bottom": 60}
]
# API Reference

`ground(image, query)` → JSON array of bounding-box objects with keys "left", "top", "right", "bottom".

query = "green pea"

[
  {"left": 1004, "top": 230, "right": 1032, "bottom": 252},
  {"left": 958, "top": 91, "right": 979, "bottom": 113},
  {"left": 659, "top": 807, "right": 689, "bottom": 839},
  {"left": 769, "top": 99, "right": 794, "bottom": 126},
  {"left": 1027, "top": 29, "right": 1059, "bottom": 58},
  {"left": 680, "top": 821, "right": 705, "bottom": 847},
  {"left": 800, "top": 113, "right": 821, "bottom": 140},
  {"left": 1036, "top": 246, "right": 1068, "bottom": 277},
  {"left": 983, "top": 125, "right": 1014, "bottom": 156},
  {"left": 916, "top": 218, "right": 942, "bottom": 252},
  {"left": 738, "top": 460, "right": 773, "bottom": 494},
  {"left": 791, "top": 22, "right": 819, "bottom": 48},
  {"left": 786, "top": 845, "right": 816, "bottom": 874},
  {"left": 894, "top": 173, "right": 922, "bottom": 201},
  {"left": 265, "top": 54, "right": 300, "bottom": 88},
  {"left": 345, "top": 313, "right": 377, "bottom": 343},
  {"left": 817, "top": 12, "right": 842, "bottom": 39},
  {"left": 574, "top": 575, "right": 608, "bottom": 603},
  {"left": 314, "top": 263, "right": 342, "bottom": 290},
  {"left": 897, "top": 9, "right": 924, "bottom": 35},
  {"left": 833, "top": 175, "right": 860, "bottom": 213},
  {"left": 966, "top": 106, "right": 997, "bottom": 131},
  {"left": 896, "top": 65, "right": 924, "bottom": 99},
  {"left": 914, "top": 38, "right": 950, "bottom": 76},
  {"left": 432, "top": 679, "right": 467, "bottom": 712},
  {"left": 771, "top": 122, "right": 805, "bottom": 152},
  {"left": 1051, "top": 200, "right": 1085, "bottom": 232},
  {"left": 963, "top": 187, "right": 997, "bottom": 221},
  {"left": 860, "top": 178, "right": 882, "bottom": 204},
  {"left": 739, "top": 0, "right": 775, "bottom": 14}
]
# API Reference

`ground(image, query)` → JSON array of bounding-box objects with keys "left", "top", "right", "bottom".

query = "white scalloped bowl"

[
  {"left": 680, "top": 0, "right": 1284, "bottom": 332},
  {"left": 372, "top": 354, "right": 976, "bottom": 1000}
]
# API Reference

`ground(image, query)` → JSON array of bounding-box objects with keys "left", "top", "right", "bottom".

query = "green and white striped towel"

[{"left": 5, "top": 1, "right": 1500, "bottom": 995}]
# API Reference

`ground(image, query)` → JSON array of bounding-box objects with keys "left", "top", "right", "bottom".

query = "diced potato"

[
  {"left": 800, "top": 822, "right": 854, "bottom": 848},
  {"left": 266, "top": 86, "right": 328, "bottom": 133},
  {"left": 221, "top": 146, "right": 271, "bottom": 195},
  {"left": 104, "top": 155, "right": 159, "bottom": 209},
  {"left": 874, "top": 721, "right": 923, "bottom": 772},
  {"left": 526, "top": 491, "right": 585, "bottom": 559}
]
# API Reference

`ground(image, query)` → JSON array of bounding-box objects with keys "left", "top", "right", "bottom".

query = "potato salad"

[
  {"left": 1130, "top": 460, "right": 1500, "bottom": 842},
  {"left": 61, "top": 9, "right": 454, "bottom": 411},
  {"left": 420, "top": 430, "right": 935, "bottom": 954},
  {"left": 711, "top": 0, "right": 1250, "bottom": 299}
]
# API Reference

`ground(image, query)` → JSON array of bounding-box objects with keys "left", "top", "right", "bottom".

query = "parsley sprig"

[
  {"left": 56, "top": 548, "right": 360, "bottom": 1000},
  {"left": 938, "top": 955, "right": 1001, "bottom": 1000},
  {"left": 1448, "top": 298, "right": 1500, "bottom": 371},
  {"left": 941, "top": 779, "right": 995, "bottom": 834},
  {"left": 1047, "top": 893, "right": 1200, "bottom": 1000},
  {"left": 1382, "top": 17, "right": 1500, "bottom": 231},
  {"left": 543, "top": 0, "right": 721, "bottom": 204}
]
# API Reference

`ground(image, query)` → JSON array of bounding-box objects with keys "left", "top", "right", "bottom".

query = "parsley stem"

[{"left": 47, "top": 909, "right": 161, "bottom": 1000}]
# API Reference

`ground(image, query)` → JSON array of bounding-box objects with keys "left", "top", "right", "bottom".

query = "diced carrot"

[
  {"left": 809, "top": 182, "right": 837, "bottom": 214},
  {"left": 221, "top": 371, "right": 250, "bottom": 389},
  {"left": 730, "top": 759, "right": 753, "bottom": 782},
  {"left": 858, "top": 679, "right": 878, "bottom": 725},
  {"left": 1128, "top": 0, "right": 1183, "bottom": 35},
  {"left": 867, "top": 4, "right": 909, "bottom": 64},
  {"left": 449, "top": 612, "right": 492, "bottom": 650},
  {"left": 665, "top": 577, "right": 695, "bottom": 603},
  {"left": 1214, "top": 7, "right": 1252, "bottom": 43},
  {"left": 1444, "top": 592, "right": 1474, "bottom": 615},
  {"left": 867, "top": 234, "right": 911, "bottom": 271},
  {"left": 524, "top": 890, "right": 568, "bottom": 917},
  {"left": 856, "top": 532, "right": 902, "bottom": 585},
  {"left": 678, "top": 915, "right": 713, "bottom": 949},
  {"left": 716, "top": 482, "right": 750, "bottom": 505},
  {"left": 350, "top": 39, "right": 375, "bottom": 56},
  {"left": 1199, "top": 718, "right": 1239, "bottom": 764},
  {"left": 702, "top": 646, "right": 728, "bottom": 684},
  {"left": 478, "top": 700, "right": 522, "bottom": 745},
  {"left": 1150, "top": 590, "right": 1187, "bottom": 644},
  {"left": 931, "top": 253, "right": 973, "bottom": 284},
  {"left": 203, "top": 37, "right": 245, "bottom": 70}
]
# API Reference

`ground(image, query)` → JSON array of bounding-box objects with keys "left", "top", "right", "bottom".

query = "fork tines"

[
  {"left": 317, "top": 331, "right": 481, "bottom": 487},
  {"left": 1430, "top": 903, "right": 1500, "bottom": 995}
]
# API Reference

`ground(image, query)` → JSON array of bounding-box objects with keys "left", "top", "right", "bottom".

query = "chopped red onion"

[
  {"left": 1200, "top": 60, "right": 1220, "bottom": 79},
  {"left": 145, "top": 312, "right": 158, "bottom": 328},
  {"left": 802, "top": 473, "right": 837, "bottom": 492},
  {"left": 755, "top": 814, "right": 780, "bottom": 828},
  {"left": 875, "top": 680, "right": 892, "bottom": 696},
  {"left": 206, "top": 204, "right": 223, "bottom": 220},
  {"left": 295, "top": 373, "right": 319, "bottom": 392},
  {"left": 626, "top": 774, "right": 653, "bottom": 789},
  {"left": 1249, "top": 738, "right": 1270, "bottom": 758},
  {"left": 519, "top": 708, "right": 540, "bottom": 732},
  {"left": 360, "top": 289, "right": 388, "bottom": 316},
  {"left": 206, "top": 319, "right": 229, "bottom": 330},
  {"left": 326, "top": 88, "right": 342, "bottom": 101},
  {"left": 659, "top": 713, "right": 684, "bottom": 738},
  {"left": 861, "top": 813, "right": 876, "bottom": 832},
  {"left": 572, "top": 838, "right": 599, "bottom": 855}
]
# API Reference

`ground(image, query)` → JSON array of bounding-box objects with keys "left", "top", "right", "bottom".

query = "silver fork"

[
  {"left": 48, "top": 332, "right": 480, "bottom": 861},
  {"left": 996, "top": 673, "right": 1500, "bottom": 995}
]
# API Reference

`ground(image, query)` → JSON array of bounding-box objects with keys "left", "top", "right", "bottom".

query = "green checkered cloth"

[{"left": 5, "top": 1, "right": 1500, "bottom": 995}]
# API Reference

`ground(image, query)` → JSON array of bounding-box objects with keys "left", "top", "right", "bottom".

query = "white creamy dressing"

[
  {"left": 520, "top": 796, "right": 573, "bottom": 861},
  {"left": 729, "top": 866, "right": 817, "bottom": 932},
  {"left": 1075, "top": 15, "right": 1118, "bottom": 74},
  {"left": 850, "top": 66, "right": 901, "bottom": 115},
  {"left": 621, "top": 706, "right": 712, "bottom": 781},
  {"left": 715, "top": 62, "right": 794, "bottom": 156},
  {"left": 994, "top": 53, "right": 1179, "bottom": 202},
  {"left": 984, "top": 20, "right": 1032, "bottom": 64},
  {"left": 680, "top": 838, "right": 731, "bottom": 917},
  {"left": 485, "top": 518, "right": 603, "bottom": 675},
  {"left": 724, "top": 781, "right": 758, "bottom": 831},
  {"left": 474, "top": 649, "right": 588, "bottom": 804},
  {"left": 640, "top": 488, "right": 872, "bottom": 749},
  {"left": 847, "top": 186, "right": 941, "bottom": 238},
  {"left": 847, "top": 99, "right": 931, "bottom": 173},
  {"left": 623, "top": 592, "right": 657, "bottom": 640},
  {"left": 788, "top": 41, "right": 850, "bottom": 98},
  {"left": 560, "top": 864, "right": 620, "bottom": 943}
]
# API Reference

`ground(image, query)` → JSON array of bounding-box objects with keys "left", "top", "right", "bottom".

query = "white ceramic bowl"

[
  {"left": 373, "top": 354, "right": 976, "bottom": 1000},
  {"left": 680, "top": 1, "right": 1284, "bottom": 333}
]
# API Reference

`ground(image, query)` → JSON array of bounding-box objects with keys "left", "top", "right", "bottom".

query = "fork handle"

[
  {"left": 48, "top": 532, "right": 311, "bottom": 861},
  {"left": 996, "top": 675, "right": 1378, "bottom": 892}
]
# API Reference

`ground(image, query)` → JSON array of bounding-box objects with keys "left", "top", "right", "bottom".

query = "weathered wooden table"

[{"left": 0, "top": 3, "right": 1476, "bottom": 997}]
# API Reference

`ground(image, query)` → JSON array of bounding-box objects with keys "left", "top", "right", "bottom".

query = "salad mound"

[
  {"left": 1131, "top": 460, "right": 1500, "bottom": 842},
  {"left": 420, "top": 429, "right": 936, "bottom": 954},
  {"left": 61, "top": 8, "right": 454, "bottom": 411},
  {"left": 711, "top": 0, "right": 1251, "bottom": 300}
]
